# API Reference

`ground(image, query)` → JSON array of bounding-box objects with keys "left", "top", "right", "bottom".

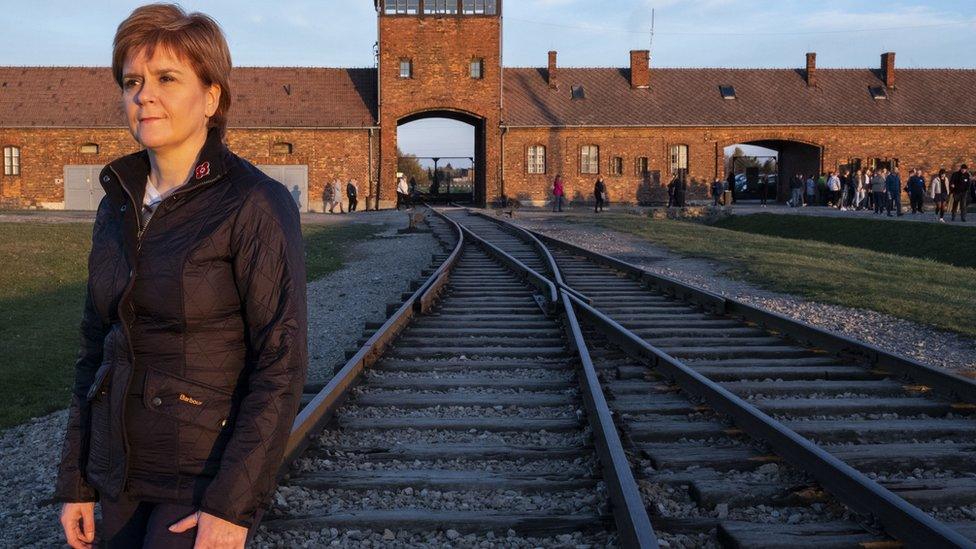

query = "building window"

[
  {"left": 581, "top": 145, "right": 600, "bottom": 175},
  {"left": 80, "top": 143, "right": 99, "bottom": 155},
  {"left": 462, "top": 0, "right": 497, "bottom": 15},
  {"left": 610, "top": 156, "right": 623, "bottom": 176},
  {"left": 424, "top": 0, "right": 457, "bottom": 14},
  {"left": 385, "top": 0, "right": 419, "bottom": 15},
  {"left": 719, "top": 85, "right": 736, "bottom": 99},
  {"left": 3, "top": 146, "right": 20, "bottom": 176},
  {"left": 470, "top": 58, "right": 484, "bottom": 79},
  {"left": 272, "top": 142, "right": 293, "bottom": 155},
  {"left": 399, "top": 59, "right": 413, "bottom": 78},
  {"left": 636, "top": 157, "right": 649, "bottom": 175},
  {"left": 527, "top": 145, "right": 546, "bottom": 174},
  {"left": 669, "top": 144, "right": 688, "bottom": 174},
  {"left": 571, "top": 85, "right": 586, "bottom": 100}
]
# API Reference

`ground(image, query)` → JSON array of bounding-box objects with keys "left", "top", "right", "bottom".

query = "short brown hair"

[{"left": 112, "top": 3, "right": 232, "bottom": 136}]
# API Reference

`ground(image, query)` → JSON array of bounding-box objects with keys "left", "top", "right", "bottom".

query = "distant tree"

[{"left": 397, "top": 148, "right": 427, "bottom": 186}]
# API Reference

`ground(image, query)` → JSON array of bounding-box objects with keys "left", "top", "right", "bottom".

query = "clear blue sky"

[{"left": 3, "top": 0, "right": 974, "bottom": 158}]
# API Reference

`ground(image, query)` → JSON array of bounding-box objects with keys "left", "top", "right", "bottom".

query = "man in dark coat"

[{"left": 949, "top": 164, "right": 971, "bottom": 222}]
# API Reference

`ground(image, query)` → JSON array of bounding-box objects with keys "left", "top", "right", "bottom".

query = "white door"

[
  {"left": 64, "top": 165, "right": 106, "bottom": 210},
  {"left": 257, "top": 165, "right": 308, "bottom": 212}
]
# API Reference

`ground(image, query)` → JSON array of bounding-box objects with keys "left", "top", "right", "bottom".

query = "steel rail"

[
  {"left": 457, "top": 224, "right": 559, "bottom": 306},
  {"left": 565, "top": 291, "right": 974, "bottom": 548},
  {"left": 278, "top": 208, "right": 464, "bottom": 473},
  {"left": 505, "top": 218, "right": 976, "bottom": 403},
  {"left": 558, "top": 290, "right": 659, "bottom": 548}
]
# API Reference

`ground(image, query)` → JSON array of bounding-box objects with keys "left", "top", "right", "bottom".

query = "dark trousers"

[
  {"left": 873, "top": 191, "right": 886, "bottom": 214},
  {"left": 909, "top": 192, "right": 924, "bottom": 213},
  {"left": 887, "top": 192, "right": 901, "bottom": 216},
  {"left": 396, "top": 192, "right": 409, "bottom": 210},
  {"left": 594, "top": 196, "right": 605, "bottom": 212},
  {"left": 949, "top": 192, "right": 969, "bottom": 220},
  {"left": 99, "top": 496, "right": 197, "bottom": 548},
  {"left": 552, "top": 195, "right": 563, "bottom": 212},
  {"left": 348, "top": 196, "right": 358, "bottom": 212}
]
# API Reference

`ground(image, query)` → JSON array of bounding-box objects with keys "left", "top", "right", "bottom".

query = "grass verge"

[
  {"left": 0, "top": 221, "right": 379, "bottom": 429},
  {"left": 713, "top": 213, "right": 976, "bottom": 269},
  {"left": 573, "top": 214, "right": 976, "bottom": 339}
]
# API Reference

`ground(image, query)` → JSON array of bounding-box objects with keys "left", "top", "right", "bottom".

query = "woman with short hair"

[{"left": 54, "top": 5, "right": 308, "bottom": 548}]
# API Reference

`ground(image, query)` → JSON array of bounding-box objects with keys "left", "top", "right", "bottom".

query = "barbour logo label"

[
  {"left": 194, "top": 161, "right": 211, "bottom": 180},
  {"left": 179, "top": 393, "right": 203, "bottom": 406}
]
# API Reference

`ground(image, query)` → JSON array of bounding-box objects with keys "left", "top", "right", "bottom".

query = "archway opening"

[
  {"left": 724, "top": 140, "right": 822, "bottom": 202},
  {"left": 397, "top": 110, "right": 484, "bottom": 206}
]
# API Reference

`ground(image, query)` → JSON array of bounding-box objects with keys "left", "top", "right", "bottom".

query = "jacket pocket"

[{"left": 143, "top": 368, "right": 234, "bottom": 433}]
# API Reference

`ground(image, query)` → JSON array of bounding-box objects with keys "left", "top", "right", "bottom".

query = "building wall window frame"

[
  {"left": 610, "top": 156, "right": 623, "bottom": 176},
  {"left": 636, "top": 156, "right": 649, "bottom": 175},
  {"left": 399, "top": 58, "right": 413, "bottom": 78},
  {"left": 580, "top": 145, "right": 600, "bottom": 175},
  {"left": 470, "top": 58, "right": 484, "bottom": 79},
  {"left": 462, "top": 0, "right": 497, "bottom": 15},
  {"left": 669, "top": 144, "right": 688, "bottom": 174},
  {"left": 80, "top": 143, "right": 99, "bottom": 155},
  {"left": 272, "top": 142, "right": 293, "bottom": 155},
  {"left": 424, "top": 0, "right": 458, "bottom": 14},
  {"left": 385, "top": 0, "right": 419, "bottom": 15},
  {"left": 3, "top": 146, "right": 20, "bottom": 176},
  {"left": 527, "top": 145, "right": 546, "bottom": 175}
]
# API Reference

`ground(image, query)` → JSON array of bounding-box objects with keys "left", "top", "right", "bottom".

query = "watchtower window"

[
  {"left": 719, "top": 85, "right": 736, "bottom": 99},
  {"left": 571, "top": 85, "right": 585, "bottom": 100},
  {"left": 869, "top": 86, "right": 887, "bottom": 100},
  {"left": 462, "top": 0, "right": 497, "bottom": 15},
  {"left": 424, "top": 0, "right": 458, "bottom": 14},
  {"left": 399, "top": 59, "right": 413, "bottom": 78},
  {"left": 385, "top": 0, "right": 419, "bottom": 15},
  {"left": 470, "top": 58, "right": 484, "bottom": 79}
]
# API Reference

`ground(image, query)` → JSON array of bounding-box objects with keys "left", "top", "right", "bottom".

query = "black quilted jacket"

[{"left": 53, "top": 128, "right": 308, "bottom": 528}]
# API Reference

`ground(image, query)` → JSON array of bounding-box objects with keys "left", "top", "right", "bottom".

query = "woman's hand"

[
  {"left": 60, "top": 502, "right": 96, "bottom": 549},
  {"left": 170, "top": 510, "right": 247, "bottom": 549}
]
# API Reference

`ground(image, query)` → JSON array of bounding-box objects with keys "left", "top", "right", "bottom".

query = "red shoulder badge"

[{"left": 194, "top": 161, "right": 211, "bottom": 180}]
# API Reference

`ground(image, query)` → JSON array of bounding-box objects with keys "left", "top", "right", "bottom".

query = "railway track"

[
  {"left": 448, "top": 209, "right": 976, "bottom": 548},
  {"left": 254, "top": 210, "right": 655, "bottom": 547}
]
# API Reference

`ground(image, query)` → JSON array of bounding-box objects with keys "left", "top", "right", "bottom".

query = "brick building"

[{"left": 2, "top": 0, "right": 975, "bottom": 210}]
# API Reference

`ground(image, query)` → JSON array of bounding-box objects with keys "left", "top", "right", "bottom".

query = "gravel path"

[
  {"left": 509, "top": 212, "right": 976, "bottom": 376},
  {"left": 0, "top": 212, "right": 437, "bottom": 548}
]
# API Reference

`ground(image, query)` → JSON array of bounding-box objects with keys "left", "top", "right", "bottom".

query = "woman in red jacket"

[
  {"left": 55, "top": 5, "right": 308, "bottom": 548},
  {"left": 552, "top": 174, "right": 565, "bottom": 212}
]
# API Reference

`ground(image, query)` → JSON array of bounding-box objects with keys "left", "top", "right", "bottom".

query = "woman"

[
  {"left": 931, "top": 168, "right": 950, "bottom": 222},
  {"left": 593, "top": 177, "right": 607, "bottom": 213},
  {"left": 552, "top": 174, "right": 565, "bottom": 212},
  {"left": 55, "top": 5, "right": 307, "bottom": 548}
]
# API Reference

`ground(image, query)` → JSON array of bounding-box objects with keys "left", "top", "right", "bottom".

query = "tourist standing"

[
  {"left": 328, "top": 179, "right": 345, "bottom": 214},
  {"left": 594, "top": 177, "right": 607, "bottom": 212},
  {"left": 870, "top": 169, "right": 887, "bottom": 215},
  {"left": 711, "top": 179, "right": 723, "bottom": 206},
  {"left": 906, "top": 168, "right": 926, "bottom": 214},
  {"left": 667, "top": 176, "right": 679, "bottom": 208},
  {"left": 396, "top": 175, "right": 410, "bottom": 210},
  {"left": 805, "top": 174, "right": 816, "bottom": 207},
  {"left": 552, "top": 174, "right": 565, "bottom": 212},
  {"left": 855, "top": 169, "right": 868, "bottom": 210},
  {"left": 931, "top": 169, "right": 950, "bottom": 222},
  {"left": 949, "top": 164, "right": 971, "bottom": 222},
  {"left": 346, "top": 179, "right": 359, "bottom": 212},
  {"left": 838, "top": 169, "right": 850, "bottom": 210},
  {"left": 827, "top": 171, "right": 841, "bottom": 207},
  {"left": 790, "top": 173, "right": 803, "bottom": 207},
  {"left": 726, "top": 171, "right": 737, "bottom": 204},
  {"left": 759, "top": 174, "right": 769, "bottom": 207}
]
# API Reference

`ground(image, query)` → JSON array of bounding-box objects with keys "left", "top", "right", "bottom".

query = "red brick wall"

[
  {"left": 0, "top": 128, "right": 374, "bottom": 211},
  {"left": 501, "top": 125, "right": 976, "bottom": 206},
  {"left": 377, "top": 12, "right": 502, "bottom": 207}
]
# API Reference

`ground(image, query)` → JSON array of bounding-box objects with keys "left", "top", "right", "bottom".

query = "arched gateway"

[{"left": 375, "top": 0, "right": 502, "bottom": 208}]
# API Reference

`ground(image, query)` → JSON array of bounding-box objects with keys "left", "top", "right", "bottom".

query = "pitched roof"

[
  {"left": 502, "top": 67, "right": 976, "bottom": 127},
  {"left": 0, "top": 67, "right": 377, "bottom": 128}
]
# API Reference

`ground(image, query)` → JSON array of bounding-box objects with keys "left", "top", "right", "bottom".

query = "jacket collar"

[{"left": 98, "top": 127, "right": 230, "bottom": 208}]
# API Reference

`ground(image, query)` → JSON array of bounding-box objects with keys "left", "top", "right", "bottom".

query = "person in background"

[
  {"left": 853, "top": 168, "right": 867, "bottom": 210},
  {"left": 759, "top": 174, "right": 769, "bottom": 207},
  {"left": 726, "top": 170, "right": 737, "bottom": 204},
  {"left": 552, "top": 174, "right": 565, "bottom": 212},
  {"left": 805, "top": 174, "right": 816, "bottom": 207},
  {"left": 870, "top": 169, "right": 887, "bottom": 215},
  {"left": 594, "top": 177, "right": 607, "bottom": 213},
  {"left": 931, "top": 168, "right": 950, "bottom": 223},
  {"left": 906, "top": 168, "right": 926, "bottom": 214},
  {"left": 711, "top": 178, "right": 723, "bottom": 206},
  {"left": 346, "top": 179, "right": 359, "bottom": 212},
  {"left": 826, "top": 171, "right": 841, "bottom": 208},
  {"left": 667, "top": 175, "right": 679, "bottom": 208},
  {"left": 396, "top": 174, "right": 410, "bottom": 210},
  {"left": 789, "top": 173, "right": 804, "bottom": 207},
  {"left": 885, "top": 166, "right": 902, "bottom": 217},
  {"left": 948, "top": 164, "right": 971, "bottom": 222},
  {"left": 838, "top": 169, "right": 850, "bottom": 210}
]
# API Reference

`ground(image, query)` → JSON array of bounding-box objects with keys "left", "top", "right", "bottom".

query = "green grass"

[
  {"left": 713, "top": 213, "right": 976, "bottom": 269},
  {"left": 0, "top": 221, "right": 379, "bottom": 429},
  {"left": 573, "top": 214, "right": 976, "bottom": 339}
]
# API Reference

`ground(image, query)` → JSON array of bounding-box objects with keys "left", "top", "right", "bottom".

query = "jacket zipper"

[{"left": 109, "top": 165, "right": 226, "bottom": 495}]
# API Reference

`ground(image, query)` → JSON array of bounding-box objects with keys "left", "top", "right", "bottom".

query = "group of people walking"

[
  {"left": 549, "top": 175, "right": 611, "bottom": 213},
  {"left": 788, "top": 165, "right": 972, "bottom": 222},
  {"left": 323, "top": 178, "right": 360, "bottom": 214}
]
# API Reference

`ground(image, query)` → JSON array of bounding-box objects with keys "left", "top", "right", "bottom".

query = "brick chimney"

[
  {"left": 630, "top": 50, "right": 650, "bottom": 89},
  {"left": 881, "top": 52, "right": 896, "bottom": 88},
  {"left": 805, "top": 52, "right": 817, "bottom": 87},
  {"left": 548, "top": 51, "right": 558, "bottom": 89}
]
